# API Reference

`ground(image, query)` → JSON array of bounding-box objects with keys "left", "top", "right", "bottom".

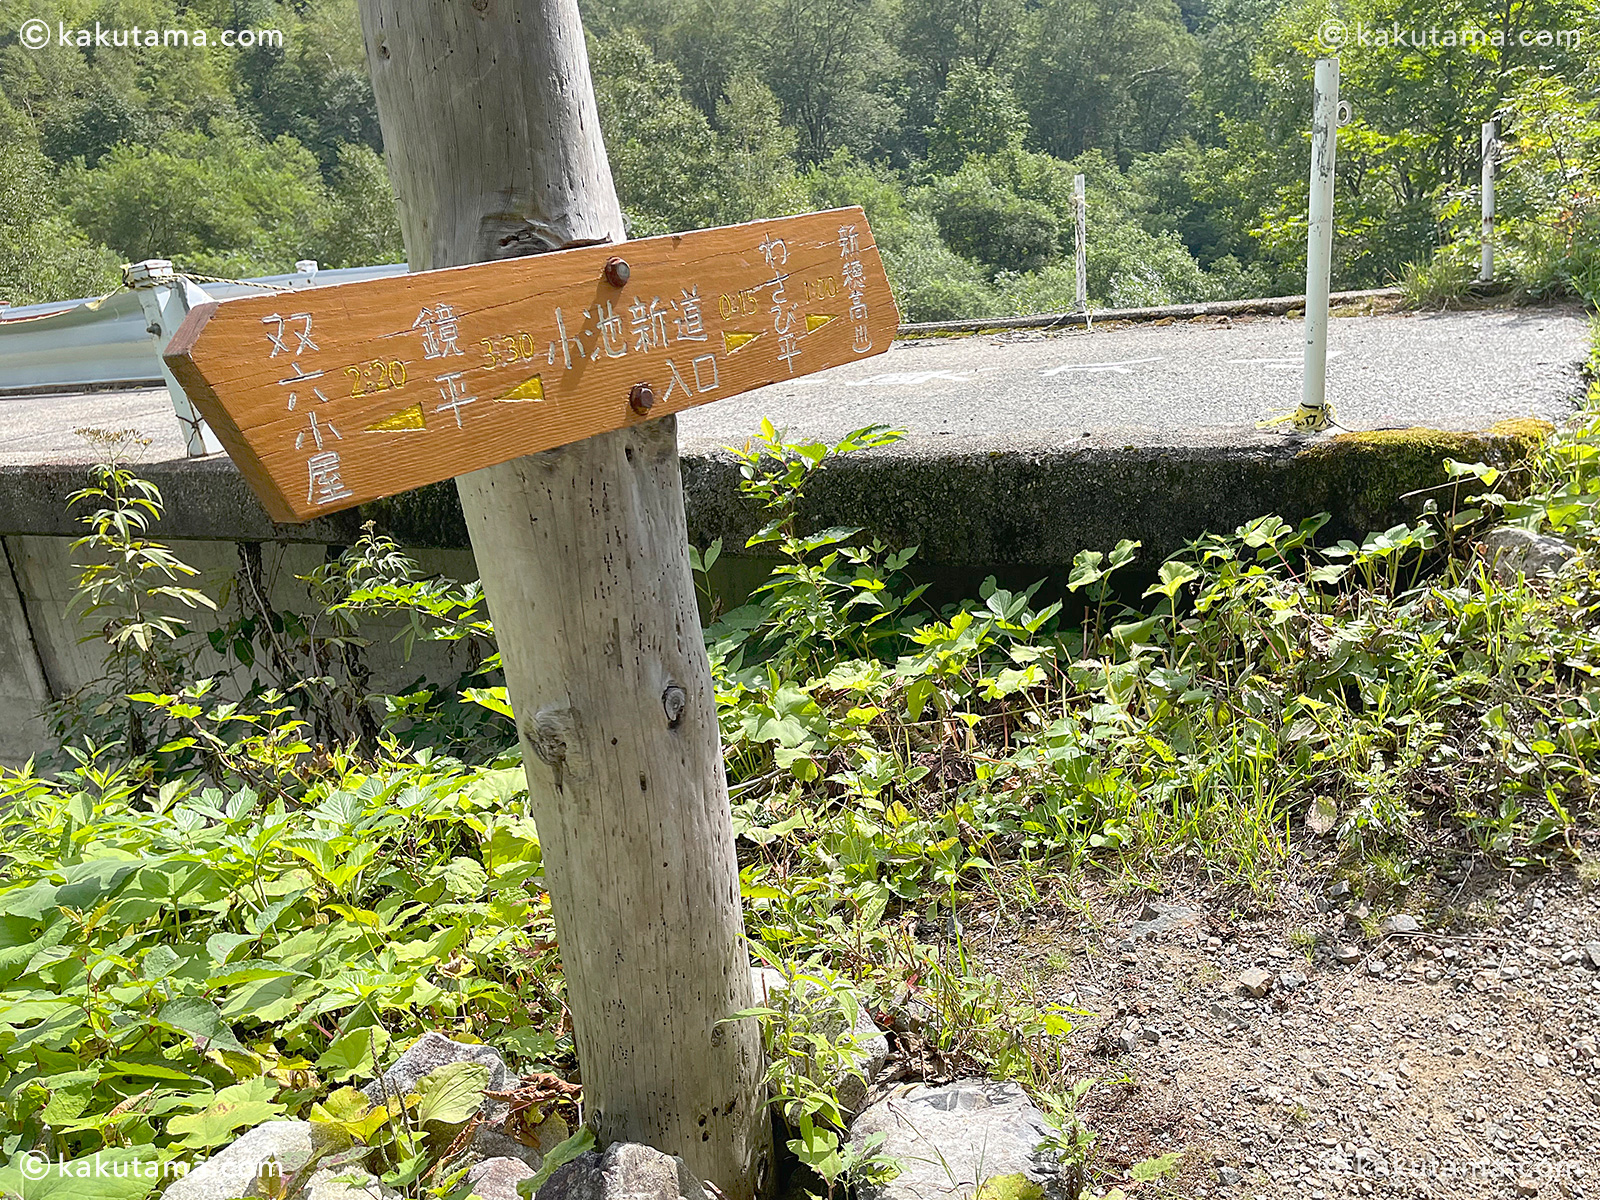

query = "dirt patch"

[{"left": 966, "top": 862, "right": 1600, "bottom": 1200}]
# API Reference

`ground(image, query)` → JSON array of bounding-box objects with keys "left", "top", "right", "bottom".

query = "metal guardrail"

[
  {"left": 0, "top": 262, "right": 409, "bottom": 396},
  {"left": 2, "top": 258, "right": 1404, "bottom": 456}
]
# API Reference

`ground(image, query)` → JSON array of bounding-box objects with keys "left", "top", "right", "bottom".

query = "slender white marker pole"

[
  {"left": 1302, "top": 56, "right": 1340, "bottom": 419},
  {"left": 1074, "top": 173, "right": 1089, "bottom": 328},
  {"left": 1480, "top": 120, "right": 1497, "bottom": 282}
]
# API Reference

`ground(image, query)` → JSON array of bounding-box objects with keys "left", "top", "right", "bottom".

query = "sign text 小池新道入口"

[{"left": 164, "top": 207, "right": 898, "bottom": 522}]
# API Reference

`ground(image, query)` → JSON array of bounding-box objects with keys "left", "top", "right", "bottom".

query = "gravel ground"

[{"left": 967, "top": 862, "right": 1600, "bottom": 1200}]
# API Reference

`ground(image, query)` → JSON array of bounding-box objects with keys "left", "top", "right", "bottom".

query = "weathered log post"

[{"left": 353, "top": 2, "right": 772, "bottom": 1194}]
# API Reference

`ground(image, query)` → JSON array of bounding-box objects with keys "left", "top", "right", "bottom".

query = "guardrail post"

[
  {"left": 1074, "top": 173, "right": 1089, "bottom": 328},
  {"left": 1301, "top": 56, "right": 1340, "bottom": 426},
  {"left": 126, "top": 260, "right": 223, "bottom": 456},
  {"left": 1480, "top": 120, "right": 1497, "bottom": 283}
]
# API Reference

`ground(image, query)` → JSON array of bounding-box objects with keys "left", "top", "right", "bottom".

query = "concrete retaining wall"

[{"left": 0, "top": 421, "right": 1549, "bottom": 766}]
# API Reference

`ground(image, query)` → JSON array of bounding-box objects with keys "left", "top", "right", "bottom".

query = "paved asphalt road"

[
  {"left": 2, "top": 306, "right": 1590, "bottom": 467},
  {"left": 679, "top": 306, "right": 1592, "bottom": 450}
]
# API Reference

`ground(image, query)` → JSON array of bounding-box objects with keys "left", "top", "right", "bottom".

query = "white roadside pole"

[
  {"left": 1074, "top": 173, "right": 1089, "bottom": 328},
  {"left": 1301, "top": 56, "right": 1340, "bottom": 426},
  {"left": 1480, "top": 120, "right": 1498, "bottom": 282}
]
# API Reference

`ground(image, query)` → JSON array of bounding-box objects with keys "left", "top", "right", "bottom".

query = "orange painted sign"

[{"left": 164, "top": 207, "right": 898, "bottom": 522}]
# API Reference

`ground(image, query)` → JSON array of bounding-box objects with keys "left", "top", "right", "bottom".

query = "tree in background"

[
  {"left": 234, "top": 0, "right": 382, "bottom": 172},
  {"left": 925, "top": 61, "right": 1028, "bottom": 174},
  {"left": 1, "top": 0, "right": 1596, "bottom": 315},
  {"left": 895, "top": 0, "right": 1022, "bottom": 158},
  {"left": 308, "top": 143, "right": 407, "bottom": 269},
  {"left": 756, "top": 0, "right": 901, "bottom": 162},
  {"left": 0, "top": 140, "right": 122, "bottom": 305},
  {"left": 592, "top": 32, "right": 723, "bottom": 233},
  {"left": 1016, "top": 0, "right": 1201, "bottom": 160},
  {"left": 66, "top": 121, "right": 326, "bottom": 278}
]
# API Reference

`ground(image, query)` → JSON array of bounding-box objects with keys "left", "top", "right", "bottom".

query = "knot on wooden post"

[
  {"left": 527, "top": 705, "right": 576, "bottom": 789},
  {"left": 662, "top": 684, "right": 687, "bottom": 729}
]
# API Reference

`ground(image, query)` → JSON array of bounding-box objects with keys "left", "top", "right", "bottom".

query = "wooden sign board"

[{"left": 164, "top": 207, "right": 898, "bottom": 523}]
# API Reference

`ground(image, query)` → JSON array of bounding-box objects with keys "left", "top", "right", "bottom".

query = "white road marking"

[
  {"left": 845, "top": 370, "right": 975, "bottom": 386},
  {"left": 1041, "top": 356, "right": 1164, "bottom": 377},
  {"left": 1228, "top": 351, "right": 1345, "bottom": 367}
]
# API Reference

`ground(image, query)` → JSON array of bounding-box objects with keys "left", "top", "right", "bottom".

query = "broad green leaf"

[
  {"left": 0, "top": 1148, "right": 164, "bottom": 1199},
  {"left": 56, "top": 859, "right": 144, "bottom": 908},
  {"left": 0, "top": 881, "right": 60, "bottom": 919},
  {"left": 141, "top": 945, "right": 185, "bottom": 980},
  {"left": 411, "top": 1061, "right": 490, "bottom": 1125},
  {"left": 975, "top": 1175, "right": 1045, "bottom": 1200},
  {"left": 166, "top": 1078, "right": 285, "bottom": 1149},
  {"left": 316, "top": 1024, "right": 391, "bottom": 1084},
  {"left": 519, "top": 1127, "right": 596, "bottom": 1197},
  {"left": 205, "top": 931, "right": 257, "bottom": 965},
  {"left": 158, "top": 997, "right": 245, "bottom": 1053},
  {"left": 439, "top": 857, "right": 488, "bottom": 899}
]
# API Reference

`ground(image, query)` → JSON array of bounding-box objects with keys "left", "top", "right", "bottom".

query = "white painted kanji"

[
  {"left": 629, "top": 296, "right": 670, "bottom": 352},
  {"left": 672, "top": 286, "right": 707, "bottom": 342},
  {"left": 434, "top": 371, "right": 478, "bottom": 427}
]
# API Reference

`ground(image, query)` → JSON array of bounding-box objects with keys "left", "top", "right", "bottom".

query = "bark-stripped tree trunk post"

[{"left": 354, "top": 3, "right": 772, "bottom": 1196}]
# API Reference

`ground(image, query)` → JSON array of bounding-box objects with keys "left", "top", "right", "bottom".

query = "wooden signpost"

[
  {"left": 162, "top": 1, "right": 900, "bottom": 1196},
  {"left": 163, "top": 211, "right": 897, "bottom": 522}
]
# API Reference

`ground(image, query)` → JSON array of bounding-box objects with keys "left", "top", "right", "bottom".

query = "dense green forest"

[{"left": 1, "top": 0, "right": 1596, "bottom": 318}]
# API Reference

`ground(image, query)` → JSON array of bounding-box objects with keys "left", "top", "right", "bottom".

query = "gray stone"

[
  {"left": 1325, "top": 880, "right": 1353, "bottom": 905},
  {"left": 752, "top": 966, "right": 889, "bottom": 1116},
  {"left": 1126, "top": 899, "right": 1201, "bottom": 940},
  {"left": 1333, "top": 945, "right": 1362, "bottom": 965},
  {"left": 1219, "top": 1166, "right": 1242, "bottom": 1187},
  {"left": 1238, "top": 968, "right": 1274, "bottom": 998},
  {"left": 1481, "top": 526, "right": 1577, "bottom": 583},
  {"left": 536, "top": 1143, "right": 709, "bottom": 1200},
  {"left": 1381, "top": 914, "right": 1422, "bottom": 937},
  {"left": 467, "top": 1157, "right": 537, "bottom": 1200},
  {"left": 472, "top": 1117, "right": 571, "bottom": 1171},
  {"left": 302, "top": 1167, "right": 401, "bottom": 1199},
  {"left": 848, "top": 1080, "right": 1066, "bottom": 1200},
  {"left": 162, "top": 1122, "right": 315, "bottom": 1200},
  {"left": 1207, "top": 1002, "right": 1247, "bottom": 1031},
  {"left": 363, "top": 1031, "right": 509, "bottom": 1110},
  {"left": 1585, "top": 942, "right": 1600, "bottom": 969},
  {"left": 1278, "top": 970, "right": 1307, "bottom": 991}
]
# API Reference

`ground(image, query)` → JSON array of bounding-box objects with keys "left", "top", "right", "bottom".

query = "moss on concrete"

[
  {"left": 1292, "top": 420, "right": 1551, "bottom": 536},
  {"left": 355, "top": 479, "right": 469, "bottom": 549}
]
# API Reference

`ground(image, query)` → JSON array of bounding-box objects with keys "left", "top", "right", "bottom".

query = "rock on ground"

[
  {"left": 467, "top": 1156, "right": 536, "bottom": 1200},
  {"left": 362, "top": 1031, "right": 510, "bottom": 1105},
  {"left": 752, "top": 965, "right": 889, "bottom": 1115},
  {"left": 472, "top": 1117, "right": 572, "bottom": 1171},
  {"left": 1238, "top": 968, "right": 1274, "bottom": 998},
  {"left": 535, "top": 1142, "right": 710, "bottom": 1200},
  {"left": 1480, "top": 526, "right": 1577, "bottom": 582},
  {"left": 848, "top": 1080, "right": 1066, "bottom": 1200},
  {"left": 301, "top": 1167, "right": 401, "bottom": 1199},
  {"left": 1126, "top": 899, "right": 1201, "bottom": 941},
  {"left": 162, "top": 1122, "right": 315, "bottom": 1200}
]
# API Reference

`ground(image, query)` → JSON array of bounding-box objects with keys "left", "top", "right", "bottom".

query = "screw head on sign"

[
  {"left": 628, "top": 382, "right": 655, "bottom": 415},
  {"left": 603, "top": 256, "right": 631, "bottom": 287}
]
